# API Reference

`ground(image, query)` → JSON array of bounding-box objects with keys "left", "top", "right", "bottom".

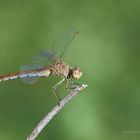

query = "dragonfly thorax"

[{"left": 51, "top": 62, "right": 70, "bottom": 78}]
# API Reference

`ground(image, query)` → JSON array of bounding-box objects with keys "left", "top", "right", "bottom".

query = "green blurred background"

[{"left": 0, "top": 0, "right": 140, "bottom": 140}]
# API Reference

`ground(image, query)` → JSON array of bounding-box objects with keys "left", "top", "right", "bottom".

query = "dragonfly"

[{"left": 0, "top": 27, "right": 82, "bottom": 101}]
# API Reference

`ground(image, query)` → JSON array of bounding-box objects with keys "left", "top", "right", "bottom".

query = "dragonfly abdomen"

[
  {"left": 0, "top": 69, "right": 51, "bottom": 82},
  {"left": 0, "top": 72, "right": 20, "bottom": 82}
]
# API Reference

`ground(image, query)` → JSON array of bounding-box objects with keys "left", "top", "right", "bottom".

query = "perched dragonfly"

[{"left": 0, "top": 27, "right": 82, "bottom": 100}]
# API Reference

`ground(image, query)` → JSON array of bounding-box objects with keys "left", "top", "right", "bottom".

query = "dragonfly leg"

[
  {"left": 52, "top": 78, "right": 65, "bottom": 102},
  {"left": 66, "top": 78, "right": 73, "bottom": 90},
  {"left": 66, "top": 78, "right": 80, "bottom": 91}
]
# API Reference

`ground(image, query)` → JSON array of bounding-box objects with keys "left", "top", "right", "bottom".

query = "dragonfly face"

[{"left": 70, "top": 67, "right": 82, "bottom": 79}]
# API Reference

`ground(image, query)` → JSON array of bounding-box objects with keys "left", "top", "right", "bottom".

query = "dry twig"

[{"left": 27, "top": 84, "right": 87, "bottom": 140}]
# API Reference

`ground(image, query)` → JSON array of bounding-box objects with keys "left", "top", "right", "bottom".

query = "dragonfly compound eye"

[{"left": 72, "top": 67, "right": 82, "bottom": 79}]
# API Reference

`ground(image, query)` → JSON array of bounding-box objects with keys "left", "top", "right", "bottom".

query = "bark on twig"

[{"left": 27, "top": 84, "right": 87, "bottom": 140}]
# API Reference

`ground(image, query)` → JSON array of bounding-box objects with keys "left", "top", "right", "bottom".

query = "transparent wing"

[
  {"left": 51, "top": 26, "right": 79, "bottom": 59},
  {"left": 32, "top": 50, "right": 57, "bottom": 66},
  {"left": 20, "top": 64, "right": 42, "bottom": 84},
  {"left": 32, "top": 26, "right": 79, "bottom": 66}
]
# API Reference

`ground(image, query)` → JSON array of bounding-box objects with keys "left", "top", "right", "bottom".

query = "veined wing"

[
  {"left": 32, "top": 50, "right": 57, "bottom": 66},
  {"left": 51, "top": 26, "right": 79, "bottom": 60},
  {"left": 32, "top": 26, "right": 79, "bottom": 66}
]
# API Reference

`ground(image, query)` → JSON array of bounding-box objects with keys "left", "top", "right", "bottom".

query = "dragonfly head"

[{"left": 71, "top": 67, "right": 82, "bottom": 79}]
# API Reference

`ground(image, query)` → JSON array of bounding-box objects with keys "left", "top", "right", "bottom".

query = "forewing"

[
  {"left": 32, "top": 27, "right": 79, "bottom": 66},
  {"left": 51, "top": 26, "right": 79, "bottom": 59}
]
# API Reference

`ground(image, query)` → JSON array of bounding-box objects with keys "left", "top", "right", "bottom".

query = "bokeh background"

[{"left": 0, "top": 0, "right": 140, "bottom": 140}]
